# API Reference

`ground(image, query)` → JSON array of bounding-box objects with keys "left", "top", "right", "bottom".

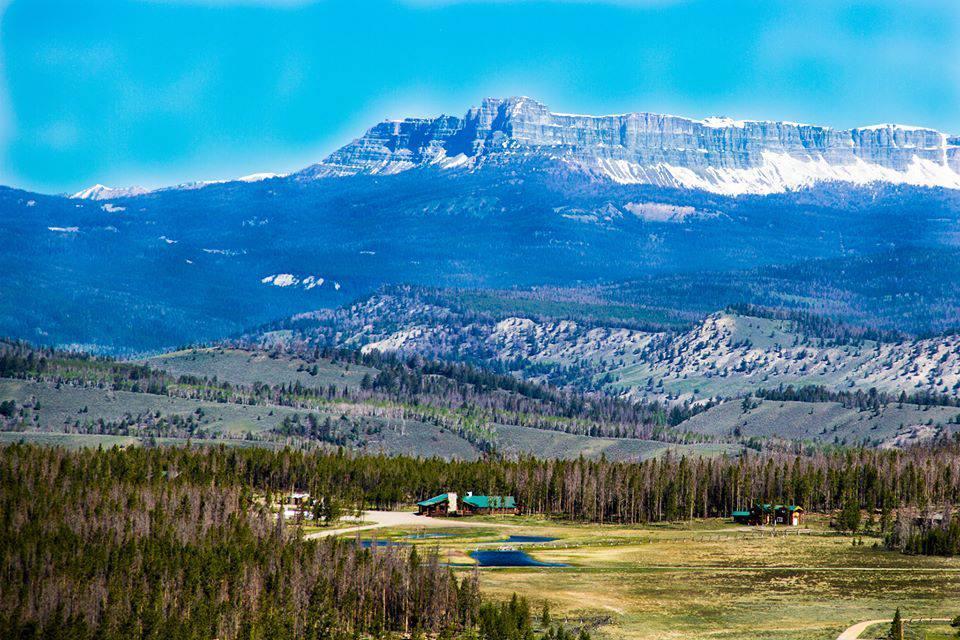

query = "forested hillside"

[
  {"left": 0, "top": 341, "right": 730, "bottom": 460},
  {"left": 249, "top": 289, "right": 960, "bottom": 418},
  {"left": 0, "top": 445, "right": 481, "bottom": 640}
]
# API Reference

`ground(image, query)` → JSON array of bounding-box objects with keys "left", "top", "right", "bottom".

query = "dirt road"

[
  {"left": 836, "top": 618, "right": 950, "bottom": 639},
  {"left": 304, "top": 510, "right": 518, "bottom": 539}
]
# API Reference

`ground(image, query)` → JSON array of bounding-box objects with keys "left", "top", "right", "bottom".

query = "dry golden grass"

[{"left": 370, "top": 515, "right": 960, "bottom": 640}]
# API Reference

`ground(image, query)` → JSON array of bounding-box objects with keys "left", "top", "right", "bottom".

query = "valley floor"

[{"left": 348, "top": 513, "right": 960, "bottom": 640}]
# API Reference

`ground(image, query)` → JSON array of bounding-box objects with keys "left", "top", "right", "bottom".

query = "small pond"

[
  {"left": 502, "top": 535, "right": 558, "bottom": 544},
  {"left": 357, "top": 540, "right": 409, "bottom": 549},
  {"left": 470, "top": 550, "right": 567, "bottom": 567}
]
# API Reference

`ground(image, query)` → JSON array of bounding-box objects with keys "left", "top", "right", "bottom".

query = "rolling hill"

[{"left": 0, "top": 341, "right": 735, "bottom": 460}]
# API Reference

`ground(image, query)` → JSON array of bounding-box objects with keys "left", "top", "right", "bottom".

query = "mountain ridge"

[
  {"left": 57, "top": 96, "right": 960, "bottom": 199},
  {"left": 247, "top": 288, "right": 960, "bottom": 405},
  {"left": 299, "top": 96, "right": 960, "bottom": 195}
]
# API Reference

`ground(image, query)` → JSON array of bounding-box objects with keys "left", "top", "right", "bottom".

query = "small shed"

[
  {"left": 732, "top": 510, "right": 752, "bottom": 524},
  {"left": 775, "top": 505, "right": 804, "bottom": 526}
]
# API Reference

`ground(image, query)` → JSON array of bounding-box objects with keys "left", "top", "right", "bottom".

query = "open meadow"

[{"left": 341, "top": 513, "right": 960, "bottom": 640}]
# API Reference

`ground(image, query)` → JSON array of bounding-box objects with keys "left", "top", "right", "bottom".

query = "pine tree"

[{"left": 890, "top": 608, "right": 903, "bottom": 640}]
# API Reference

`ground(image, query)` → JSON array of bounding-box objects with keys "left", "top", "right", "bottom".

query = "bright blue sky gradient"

[{"left": 3, "top": 0, "right": 959, "bottom": 193}]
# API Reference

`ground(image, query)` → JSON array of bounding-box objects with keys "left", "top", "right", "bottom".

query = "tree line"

[
  {"left": 756, "top": 384, "right": 960, "bottom": 411},
  {"left": 0, "top": 340, "right": 718, "bottom": 448},
  {"left": 2, "top": 443, "right": 596, "bottom": 640},
  {"left": 4, "top": 440, "right": 957, "bottom": 526}
]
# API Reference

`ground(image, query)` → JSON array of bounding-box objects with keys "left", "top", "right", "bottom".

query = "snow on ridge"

[
  {"left": 272, "top": 274, "right": 298, "bottom": 287},
  {"left": 260, "top": 273, "right": 331, "bottom": 291},
  {"left": 699, "top": 117, "right": 746, "bottom": 129},
  {"left": 589, "top": 151, "right": 960, "bottom": 196},
  {"left": 855, "top": 123, "right": 935, "bottom": 132},
  {"left": 70, "top": 184, "right": 150, "bottom": 200},
  {"left": 237, "top": 172, "right": 285, "bottom": 182},
  {"left": 66, "top": 171, "right": 284, "bottom": 202},
  {"left": 48, "top": 226, "right": 79, "bottom": 233}
]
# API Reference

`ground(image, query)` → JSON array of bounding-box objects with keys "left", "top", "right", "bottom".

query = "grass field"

[
  {"left": 860, "top": 620, "right": 956, "bottom": 640},
  {"left": 678, "top": 399, "right": 960, "bottom": 446},
  {"left": 345, "top": 514, "right": 960, "bottom": 640},
  {"left": 2, "top": 345, "right": 748, "bottom": 460},
  {"left": 144, "top": 348, "right": 377, "bottom": 389},
  {"left": 0, "top": 432, "right": 140, "bottom": 449},
  {"left": 4, "top": 374, "right": 729, "bottom": 460},
  {"left": 0, "top": 378, "right": 297, "bottom": 434},
  {"left": 493, "top": 422, "right": 741, "bottom": 461},
  {"left": 0, "top": 432, "right": 291, "bottom": 449}
]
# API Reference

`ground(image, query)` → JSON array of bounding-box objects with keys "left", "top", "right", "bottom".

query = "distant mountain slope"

[
  {"left": 675, "top": 398, "right": 960, "bottom": 447},
  {"left": 250, "top": 288, "right": 960, "bottom": 404},
  {"left": 300, "top": 96, "right": 960, "bottom": 195},
  {"left": 3, "top": 97, "right": 960, "bottom": 352},
  {"left": 0, "top": 342, "right": 732, "bottom": 460}
]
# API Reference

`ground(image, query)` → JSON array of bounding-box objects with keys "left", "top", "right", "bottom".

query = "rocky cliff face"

[{"left": 299, "top": 97, "right": 960, "bottom": 195}]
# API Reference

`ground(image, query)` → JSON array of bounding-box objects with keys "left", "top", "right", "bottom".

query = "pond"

[
  {"left": 502, "top": 535, "right": 558, "bottom": 544},
  {"left": 469, "top": 550, "right": 568, "bottom": 567},
  {"left": 404, "top": 532, "right": 458, "bottom": 539},
  {"left": 357, "top": 540, "right": 409, "bottom": 548}
]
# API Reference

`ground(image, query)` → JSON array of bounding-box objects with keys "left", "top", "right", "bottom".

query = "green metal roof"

[
  {"left": 731, "top": 511, "right": 751, "bottom": 517},
  {"left": 462, "top": 495, "right": 516, "bottom": 509},
  {"left": 753, "top": 504, "right": 802, "bottom": 512},
  {"left": 417, "top": 493, "right": 449, "bottom": 507}
]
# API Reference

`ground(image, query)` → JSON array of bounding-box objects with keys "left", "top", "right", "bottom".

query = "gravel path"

[
  {"left": 304, "top": 510, "right": 518, "bottom": 539},
  {"left": 836, "top": 618, "right": 950, "bottom": 639}
]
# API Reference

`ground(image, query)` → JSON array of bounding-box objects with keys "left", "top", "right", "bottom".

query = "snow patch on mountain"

[
  {"left": 261, "top": 274, "right": 328, "bottom": 290},
  {"left": 589, "top": 152, "right": 960, "bottom": 196},
  {"left": 623, "top": 202, "right": 700, "bottom": 222},
  {"left": 238, "top": 172, "right": 285, "bottom": 182},
  {"left": 70, "top": 184, "right": 150, "bottom": 200},
  {"left": 300, "top": 97, "right": 960, "bottom": 195}
]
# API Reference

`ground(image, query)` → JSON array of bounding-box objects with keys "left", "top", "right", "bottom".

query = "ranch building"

[
  {"left": 417, "top": 491, "right": 518, "bottom": 517},
  {"left": 733, "top": 504, "right": 804, "bottom": 526}
]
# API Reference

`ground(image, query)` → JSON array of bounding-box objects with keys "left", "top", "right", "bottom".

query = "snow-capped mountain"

[
  {"left": 64, "top": 98, "right": 960, "bottom": 199},
  {"left": 298, "top": 96, "right": 960, "bottom": 196},
  {"left": 69, "top": 173, "right": 283, "bottom": 201},
  {"left": 69, "top": 184, "right": 151, "bottom": 200}
]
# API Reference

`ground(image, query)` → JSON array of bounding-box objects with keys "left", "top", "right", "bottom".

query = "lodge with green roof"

[{"left": 417, "top": 491, "right": 518, "bottom": 517}]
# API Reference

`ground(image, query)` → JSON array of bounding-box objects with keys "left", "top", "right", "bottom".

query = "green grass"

[
  {"left": 330, "top": 513, "right": 960, "bottom": 640},
  {"left": 0, "top": 378, "right": 298, "bottom": 435},
  {"left": 0, "top": 432, "right": 139, "bottom": 449},
  {"left": 862, "top": 621, "right": 958, "bottom": 640},
  {"left": 493, "top": 422, "right": 742, "bottom": 461},
  {"left": 677, "top": 399, "right": 959, "bottom": 446},
  {"left": 144, "top": 348, "right": 377, "bottom": 389},
  {"left": 1, "top": 373, "right": 742, "bottom": 461}
]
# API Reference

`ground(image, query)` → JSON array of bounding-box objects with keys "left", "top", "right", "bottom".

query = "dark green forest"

[
  {"left": 4, "top": 438, "right": 960, "bottom": 637},
  {"left": 3, "top": 443, "right": 597, "bottom": 640}
]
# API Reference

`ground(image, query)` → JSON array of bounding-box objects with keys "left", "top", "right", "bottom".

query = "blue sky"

[{"left": 2, "top": 0, "right": 959, "bottom": 194}]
